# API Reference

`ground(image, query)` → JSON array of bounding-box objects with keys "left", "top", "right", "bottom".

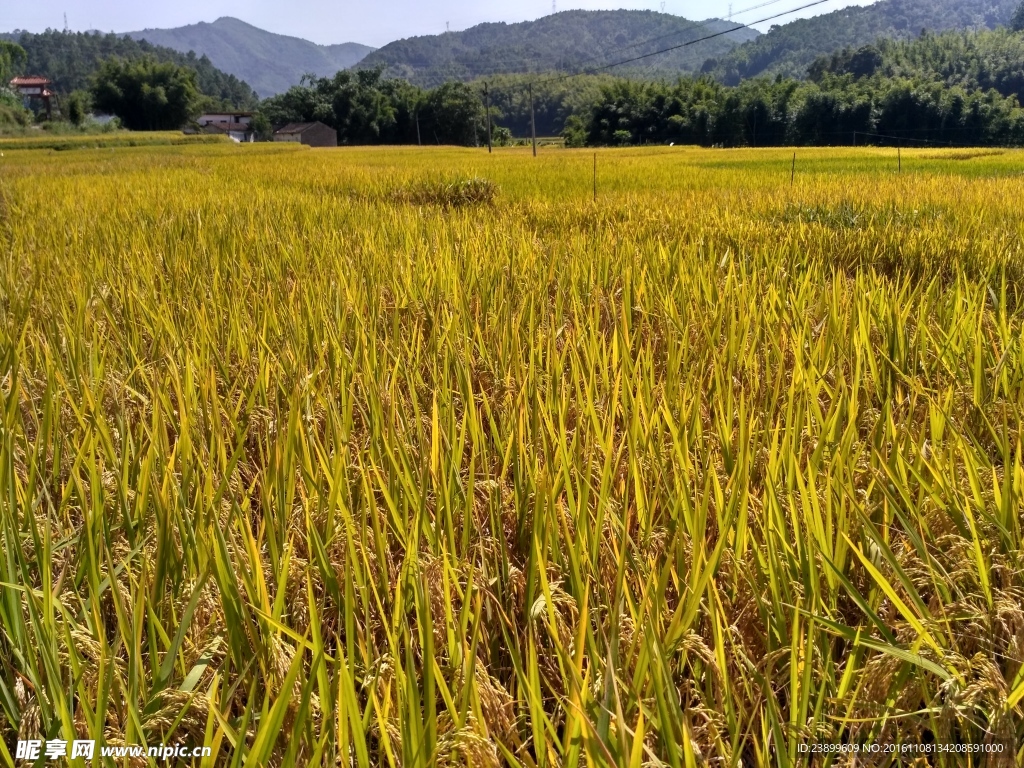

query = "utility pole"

[
  {"left": 416, "top": 111, "right": 421, "bottom": 145},
  {"left": 791, "top": 152, "right": 796, "bottom": 186},
  {"left": 529, "top": 83, "right": 537, "bottom": 157},
  {"left": 484, "top": 83, "right": 492, "bottom": 153}
]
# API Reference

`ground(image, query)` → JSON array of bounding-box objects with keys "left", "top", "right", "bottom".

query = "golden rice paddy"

[{"left": 1, "top": 141, "right": 1022, "bottom": 766}]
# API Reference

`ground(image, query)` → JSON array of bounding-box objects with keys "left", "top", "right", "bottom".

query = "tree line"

[
  {"left": 568, "top": 73, "right": 1024, "bottom": 148},
  {"left": 257, "top": 70, "right": 487, "bottom": 145},
  {"left": 7, "top": 14, "right": 1024, "bottom": 147}
]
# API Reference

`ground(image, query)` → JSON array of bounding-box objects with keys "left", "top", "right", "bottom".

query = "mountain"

[
  {"left": 702, "top": 0, "right": 1020, "bottom": 83},
  {"left": 355, "top": 10, "right": 760, "bottom": 86},
  {"left": 127, "top": 17, "right": 375, "bottom": 97},
  {"left": 0, "top": 29, "right": 258, "bottom": 108}
]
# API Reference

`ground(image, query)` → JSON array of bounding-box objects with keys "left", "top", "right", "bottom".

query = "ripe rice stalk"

[{"left": 0, "top": 143, "right": 1021, "bottom": 766}]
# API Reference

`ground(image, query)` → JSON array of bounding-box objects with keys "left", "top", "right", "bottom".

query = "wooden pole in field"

[
  {"left": 484, "top": 83, "right": 492, "bottom": 153},
  {"left": 416, "top": 111, "right": 421, "bottom": 146},
  {"left": 593, "top": 152, "right": 597, "bottom": 202},
  {"left": 898, "top": 142, "right": 901, "bottom": 173},
  {"left": 791, "top": 152, "right": 796, "bottom": 186},
  {"left": 529, "top": 83, "right": 537, "bottom": 157}
]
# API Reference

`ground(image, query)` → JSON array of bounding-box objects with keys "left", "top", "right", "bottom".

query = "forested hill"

[
  {"left": 702, "top": 0, "right": 1019, "bottom": 83},
  {"left": 0, "top": 30, "right": 259, "bottom": 108},
  {"left": 811, "top": 27, "right": 1024, "bottom": 101},
  {"left": 356, "top": 10, "right": 760, "bottom": 86},
  {"left": 127, "top": 17, "right": 374, "bottom": 97}
]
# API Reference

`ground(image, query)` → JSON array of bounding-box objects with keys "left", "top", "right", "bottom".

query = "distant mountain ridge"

[
  {"left": 126, "top": 17, "right": 374, "bottom": 97},
  {"left": 703, "top": 0, "right": 1020, "bottom": 83},
  {"left": 356, "top": 10, "right": 761, "bottom": 86}
]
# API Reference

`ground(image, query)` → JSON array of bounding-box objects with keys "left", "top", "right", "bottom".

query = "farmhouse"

[
  {"left": 197, "top": 112, "right": 255, "bottom": 143},
  {"left": 273, "top": 122, "right": 337, "bottom": 148},
  {"left": 9, "top": 76, "right": 54, "bottom": 119}
]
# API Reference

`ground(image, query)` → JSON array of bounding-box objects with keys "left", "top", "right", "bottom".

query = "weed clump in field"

[{"left": 391, "top": 175, "right": 498, "bottom": 207}]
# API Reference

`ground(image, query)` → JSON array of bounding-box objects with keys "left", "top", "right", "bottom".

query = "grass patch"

[
  {"left": 0, "top": 131, "right": 231, "bottom": 151},
  {"left": 390, "top": 175, "right": 499, "bottom": 207},
  {"left": 921, "top": 148, "right": 1008, "bottom": 160}
]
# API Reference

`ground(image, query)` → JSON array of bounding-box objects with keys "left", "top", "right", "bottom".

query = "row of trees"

[
  {"left": 568, "top": 74, "right": 1024, "bottom": 147},
  {"left": 258, "top": 69, "right": 489, "bottom": 145},
  {"left": 256, "top": 66, "right": 1024, "bottom": 149},
  {"left": 15, "top": 59, "right": 1024, "bottom": 147},
  {"left": 257, "top": 69, "right": 624, "bottom": 142}
]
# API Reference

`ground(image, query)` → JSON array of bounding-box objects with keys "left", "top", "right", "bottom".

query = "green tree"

[
  {"left": 250, "top": 111, "right": 272, "bottom": 141},
  {"left": 91, "top": 57, "right": 200, "bottom": 130},
  {"left": 1011, "top": 1, "right": 1024, "bottom": 32},
  {"left": 65, "top": 90, "right": 91, "bottom": 126},
  {"left": 419, "top": 82, "right": 485, "bottom": 146},
  {"left": 0, "top": 41, "right": 27, "bottom": 82},
  {"left": 257, "top": 68, "right": 424, "bottom": 145},
  {"left": 560, "top": 114, "right": 587, "bottom": 147}
]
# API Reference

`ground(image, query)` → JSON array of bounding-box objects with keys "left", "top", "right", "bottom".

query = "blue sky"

[{"left": 1, "top": 0, "right": 877, "bottom": 48}]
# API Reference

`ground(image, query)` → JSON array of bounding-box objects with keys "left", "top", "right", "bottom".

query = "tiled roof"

[{"left": 10, "top": 76, "right": 52, "bottom": 87}]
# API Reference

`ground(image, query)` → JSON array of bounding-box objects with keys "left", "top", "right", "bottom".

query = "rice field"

[
  {"left": 1, "top": 141, "right": 1023, "bottom": 766},
  {"left": 0, "top": 132, "right": 229, "bottom": 153}
]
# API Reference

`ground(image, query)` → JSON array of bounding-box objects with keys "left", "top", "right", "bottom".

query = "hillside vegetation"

[
  {"left": 0, "top": 29, "right": 258, "bottom": 109},
  {"left": 127, "top": 17, "right": 374, "bottom": 98},
  {"left": 811, "top": 27, "right": 1024, "bottom": 101},
  {"left": 356, "top": 10, "right": 759, "bottom": 86},
  {"left": 703, "top": 0, "right": 1019, "bottom": 83}
]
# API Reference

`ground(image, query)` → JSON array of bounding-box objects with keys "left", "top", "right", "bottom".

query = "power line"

[
  {"left": 499, "top": 0, "right": 799, "bottom": 84},
  {"left": 555, "top": 0, "right": 792, "bottom": 75},
  {"left": 537, "top": 0, "right": 839, "bottom": 85},
  {"left": 376, "top": 0, "right": 810, "bottom": 90}
]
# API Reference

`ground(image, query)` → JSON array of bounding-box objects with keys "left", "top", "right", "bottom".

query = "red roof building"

[
  {"left": 10, "top": 76, "right": 54, "bottom": 118},
  {"left": 10, "top": 76, "right": 52, "bottom": 87}
]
